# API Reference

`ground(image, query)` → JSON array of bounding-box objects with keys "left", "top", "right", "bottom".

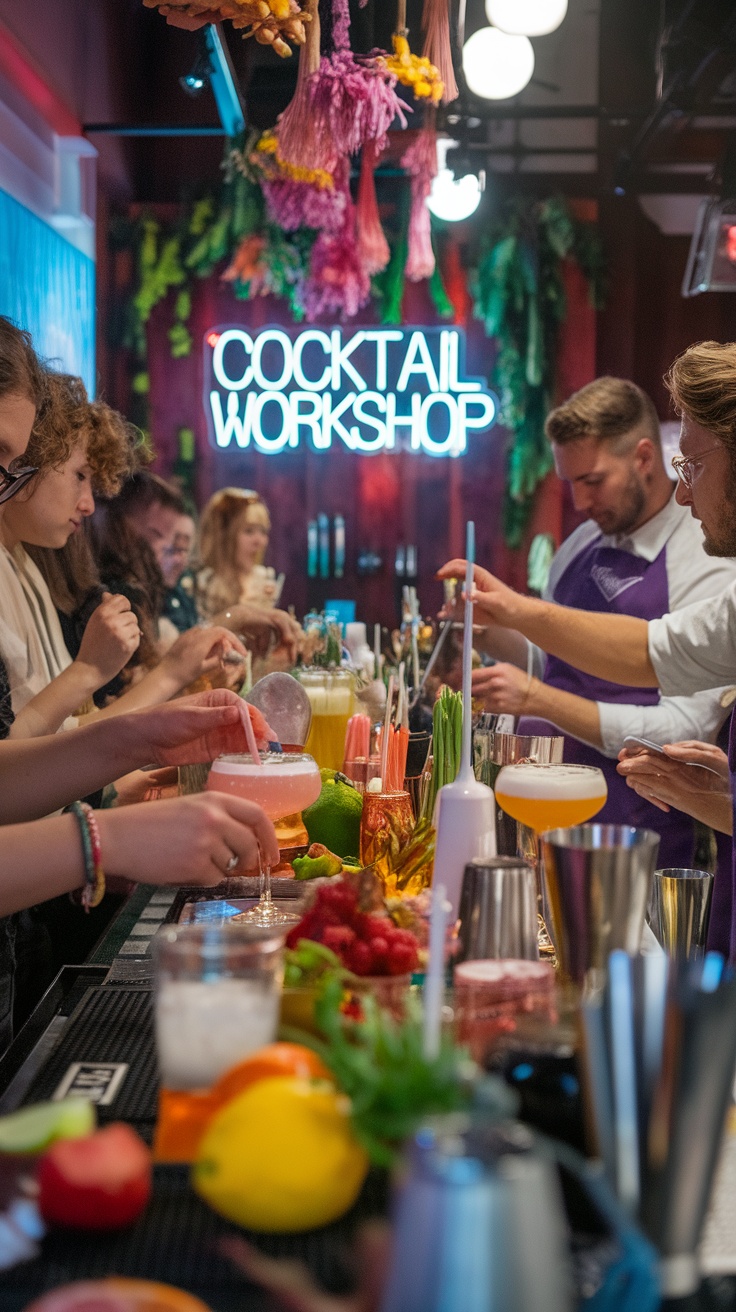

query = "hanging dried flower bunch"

[
  {"left": 142, "top": 0, "right": 310, "bottom": 56},
  {"left": 379, "top": 34, "right": 443, "bottom": 104}
]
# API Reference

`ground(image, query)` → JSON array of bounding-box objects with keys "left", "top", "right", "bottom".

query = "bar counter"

[
  {"left": 2, "top": 885, "right": 736, "bottom": 1312},
  {"left": 0, "top": 882, "right": 386, "bottom": 1312}
]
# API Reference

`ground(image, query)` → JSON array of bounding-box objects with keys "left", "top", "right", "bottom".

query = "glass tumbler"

[
  {"left": 153, "top": 923, "right": 284, "bottom": 1092},
  {"left": 360, "top": 790, "right": 414, "bottom": 894}
]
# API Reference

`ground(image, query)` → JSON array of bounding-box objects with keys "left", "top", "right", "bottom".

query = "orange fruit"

[{"left": 212, "top": 1042, "right": 330, "bottom": 1103}]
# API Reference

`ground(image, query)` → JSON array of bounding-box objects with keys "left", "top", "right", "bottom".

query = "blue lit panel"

[{"left": 0, "top": 189, "right": 95, "bottom": 395}]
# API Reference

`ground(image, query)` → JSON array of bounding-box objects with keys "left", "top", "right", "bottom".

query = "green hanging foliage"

[
  {"left": 472, "top": 196, "right": 604, "bottom": 547},
  {"left": 112, "top": 135, "right": 604, "bottom": 548}
]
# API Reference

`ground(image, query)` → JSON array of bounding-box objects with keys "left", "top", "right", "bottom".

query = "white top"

[
  {"left": 530, "top": 491, "right": 736, "bottom": 756},
  {"left": 648, "top": 581, "right": 736, "bottom": 697},
  {"left": 0, "top": 543, "right": 76, "bottom": 726}
]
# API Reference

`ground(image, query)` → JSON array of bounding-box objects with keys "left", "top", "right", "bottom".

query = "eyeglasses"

[
  {"left": 671, "top": 445, "right": 722, "bottom": 490},
  {"left": 0, "top": 459, "right": 38, "bottom": 506}
]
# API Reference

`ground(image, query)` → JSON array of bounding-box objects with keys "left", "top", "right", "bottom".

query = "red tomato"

[{"left": 38, "top": 1123, "right": 152, "bottom": 1230}]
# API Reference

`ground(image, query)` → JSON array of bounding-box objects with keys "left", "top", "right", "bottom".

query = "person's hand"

[
  {"left": 160, "top": 625, "right": 248, "bottom": 690},
  {"left": 472, "top": 663, "right": 533, "bottom": 715},
  {"left": 75, "top": 592, "right": 141, "bottom": 686},
  {"left": 97, "top": 792, "right": 280, "bottom": 884},
  {"left": 616, "top": 741, "right": 730, "bottom": 812},
  {"left": 220, "top": 1223, "right": 391, "bottom": 1312},
  {"left": 124, "top": 690, "right": 274, "bottom": 767},
  {"left": 215, "top": 603, "right": 302, "bottom": 664},
  {"left": 436, "top": 560, "right": 521, "bottom": 628},
  {"left": 113, "top": 767, "right": 178, "bottom": 807}
]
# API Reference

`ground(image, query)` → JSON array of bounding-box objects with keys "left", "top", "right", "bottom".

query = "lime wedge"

[{"left": 0, "top": 1099, "right": 96, "bottom": 1154}]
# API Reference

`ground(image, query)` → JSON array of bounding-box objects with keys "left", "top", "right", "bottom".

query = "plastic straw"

[
  {"left": 381, "top": 675, "right": 395, "bottom": 790},
  {"left": 240, "top": 702, "right": 262, "bottom": 766},
  {"left": 412, "top": 630, "right": 420, "bottom": 692},
  {"left": 460, "top": 522, "right": 475, "bottom": 778},
  {"left": 374, "top": 623, "right": 381, "bottom": 676},
  {"left": 423, "top": 882, "right": 448, "bottom": 1060}
]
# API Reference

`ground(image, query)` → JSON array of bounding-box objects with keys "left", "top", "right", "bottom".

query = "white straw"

[
  {"left": 380, "top": 674, "right": 395, "bottom": 791},
  {"left": 460, "top": 522, "right": 475, "bottom": 779},
  {"left": 423, "top": 882, "right": 448, "bottom": 1060},
  {"left": 240, "top": 702, "right": 263, "bottom": 766}
]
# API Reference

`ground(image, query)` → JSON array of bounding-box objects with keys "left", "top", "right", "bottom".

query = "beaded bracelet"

[{"left": 68, "top": 801, "right": 106, "bottom": 912}]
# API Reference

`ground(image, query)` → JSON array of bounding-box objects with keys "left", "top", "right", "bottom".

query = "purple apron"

[{"left": 519, "top": 538, "right": 696, "bottom": 870}]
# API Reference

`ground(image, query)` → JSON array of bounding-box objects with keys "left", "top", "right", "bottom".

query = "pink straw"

[{"left": 240, "top": 702, "right": 263, "bottom": 767}]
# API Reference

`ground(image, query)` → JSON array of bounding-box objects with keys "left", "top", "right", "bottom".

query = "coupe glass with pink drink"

[{"left": 206, "top": 752, "right": 321, "bottom": 926}]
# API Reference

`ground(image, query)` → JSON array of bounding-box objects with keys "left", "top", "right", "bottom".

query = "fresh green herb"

[
  {"left": 284, "top": 974, "right": 474, "bottom": 1167},
  {"left": 421, "top": 687, "right": 463, "bottom": 823},
  {"left": 283, "top": 940, "right": 347, "bottom": 989}
]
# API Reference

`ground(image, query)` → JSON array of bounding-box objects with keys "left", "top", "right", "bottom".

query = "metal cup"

[
  {"left": 457, "top": 857, "right": 539, "bottom": 963},
  {"left": 647, "top": 868, "right": 714, "bottom": 961},
  {"left": 541, "top": 825, "right": 660, "bottom": 984}
]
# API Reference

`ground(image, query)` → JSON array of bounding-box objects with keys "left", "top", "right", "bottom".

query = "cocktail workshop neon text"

[{"left": 204, "top": 325, "right": 498, "bottom": 457}]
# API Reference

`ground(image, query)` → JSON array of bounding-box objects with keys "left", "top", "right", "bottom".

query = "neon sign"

[{"left": 204, "top": 325, "right": 498, "bottom": 457}]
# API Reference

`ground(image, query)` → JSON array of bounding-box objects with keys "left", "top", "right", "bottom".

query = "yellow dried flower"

[{"left": 380, "top": 32, "right": 444, "bottom": 104}]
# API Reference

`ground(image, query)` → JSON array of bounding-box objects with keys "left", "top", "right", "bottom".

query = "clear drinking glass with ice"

[{"left": 154, "top": 924, "right": 284, "bottom": 1091}]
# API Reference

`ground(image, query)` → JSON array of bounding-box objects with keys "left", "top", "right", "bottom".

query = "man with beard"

[{"left": 467, "top": 375, "right": 736, "bottom": 868}]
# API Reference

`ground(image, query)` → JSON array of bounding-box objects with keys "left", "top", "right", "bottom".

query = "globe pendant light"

[
  {"left": 462, "top": 26, "right": 535, "bottom": 100},
  {"left": 427, "top": 171, "right": 482, "bottom": 222},
  {"left": 485, "top": 0, "right": 568, "bottom": 36}
]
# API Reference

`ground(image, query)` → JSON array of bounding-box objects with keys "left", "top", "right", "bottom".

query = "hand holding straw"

[{"left": 423, "top": 882, "right": 449, "bottom": 1060}]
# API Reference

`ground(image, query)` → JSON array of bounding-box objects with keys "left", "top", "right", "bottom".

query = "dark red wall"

[{"left": 143, "top": 253, "right": 596, "bottom": 628}]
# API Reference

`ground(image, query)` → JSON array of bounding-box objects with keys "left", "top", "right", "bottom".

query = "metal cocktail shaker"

[
  {"left": 457, "top": 857, "right": 539, "bottom": 962},
  {"left": 380, "top": 1118, "right": 572, "bottom": 1312},
  {"left": 541, "top": 825, "right": 660, "bottom": 984},
  {"left": 648, "top": 867, "right": 714, "bottom": 961}
]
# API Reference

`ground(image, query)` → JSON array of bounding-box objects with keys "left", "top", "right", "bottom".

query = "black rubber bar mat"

[
  {"left": 0, "top": 1164, "right": 389, "bottom": 1312},
  {"left": 20, "top": 987, "right": 158, "bottom": 1138}
]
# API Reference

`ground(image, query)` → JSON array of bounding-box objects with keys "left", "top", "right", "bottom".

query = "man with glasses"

[
  {"left": 439, "top": 342, "right": 736, "bottom": 955},
  {"left": 161, "top": 511, "right": 199, "bottom": 634},
  {"left": 458, "top": 374, "right": 736, "bottom": 870}
]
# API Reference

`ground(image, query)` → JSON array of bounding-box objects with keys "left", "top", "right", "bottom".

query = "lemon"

[
  {"left": 0, "top": 1098, "right": 95, "bottom": 1154},
  {"left": 193, "top": 1077, "right": 369, "bottom": 1232},
  {"left": 302, "top": 773, "right": 363, "bottom": 859}
]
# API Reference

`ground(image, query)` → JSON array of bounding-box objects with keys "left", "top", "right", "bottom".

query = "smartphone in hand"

[{"left": 622, "top": 736, "right": 666, "bottom": 755}]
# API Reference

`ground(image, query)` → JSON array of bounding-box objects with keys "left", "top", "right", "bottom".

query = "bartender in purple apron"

[
  {"left": 469, "top": 377, "right": 736, "bottom": 870},
  {"left": 439, "top": 346, "right": 736, "bottom": 959}
]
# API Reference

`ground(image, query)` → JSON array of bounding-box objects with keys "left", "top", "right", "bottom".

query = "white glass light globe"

[
  {"left": 427, "top": 169, "right": 482, "bottom": 222},
  {"left": 485, "top": 0, "right": 568, "bottom": 36},
  {"left": 462, "top": 27, "right": 535, "bottom": 100}
]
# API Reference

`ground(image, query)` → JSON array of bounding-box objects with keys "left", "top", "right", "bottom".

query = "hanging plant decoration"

[
  {"left": 401, "top": 115, "right": 438, "bottom": 281},
  {"left": 421, "top": 0, "right": 459, "bottom": 104},
  {"left": 473, "top": 196, "right": 605, "bottom": 547},
  {"left": 143, "top": 0, "right": 310, "bottom": 56}
]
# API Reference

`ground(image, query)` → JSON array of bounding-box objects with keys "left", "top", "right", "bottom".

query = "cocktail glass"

[
  {"left": 207, "top": 751, "right": 322, "bottom": 926},
  {"left": 494, "top": 763, "right": 608, "bottom": 955}
]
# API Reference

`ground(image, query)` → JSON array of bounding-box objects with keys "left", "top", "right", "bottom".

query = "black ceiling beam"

[{"left": 84, "top": 124, "right": 224, "bottom": 136}]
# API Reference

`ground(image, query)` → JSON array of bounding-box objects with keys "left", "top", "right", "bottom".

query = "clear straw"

[{"left": 423, "top": 882, "right": 448, "bottom": 1060}]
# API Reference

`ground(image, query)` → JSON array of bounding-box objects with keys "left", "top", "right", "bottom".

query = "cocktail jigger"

[
  {"left": 457, "top": 857, "right": 539, "bottom": 962},
  {"left": 541, "top": 826, "right": 660, "bottom": 985},
  {"left": 648, "top": 868, "right": 714, "bottom": 961},
  {"left": 641, "top": 968, "right": 736, "bottom": 1297}
]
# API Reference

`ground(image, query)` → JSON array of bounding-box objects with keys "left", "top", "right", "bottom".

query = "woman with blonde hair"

[{"left": 197, "top": 487, "right": 281, "bottom": 620}]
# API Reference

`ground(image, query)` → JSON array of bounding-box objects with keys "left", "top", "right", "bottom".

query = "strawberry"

[
  {"left": 369, "top": 936, "right": 389, "bottom": 970},
  {"left": 345, "top": 939, "right": 374, "bottom": 976},
  {"left": 322, "top": 925, "right": 356, "bottom": 958},
  {"left": 386, "top": 941, "right": 418, "bottom": 976}
]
